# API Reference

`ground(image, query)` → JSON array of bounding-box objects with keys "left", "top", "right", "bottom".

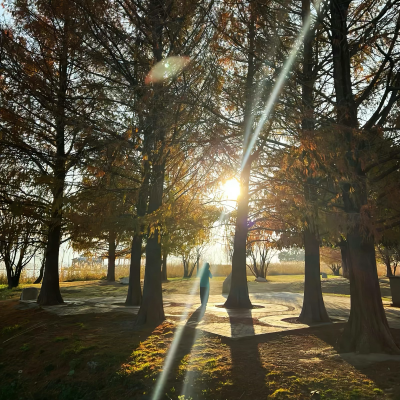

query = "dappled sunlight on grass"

[{"left": 118, "top": 321, "right": 174, "bottom": 379}]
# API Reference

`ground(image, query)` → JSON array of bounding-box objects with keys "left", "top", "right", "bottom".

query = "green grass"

[{"left": 2, "top": 324, "right": 22, "bottom": 335}]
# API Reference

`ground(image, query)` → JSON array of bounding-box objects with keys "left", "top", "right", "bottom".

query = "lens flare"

[
  {"left": 151, "top": 276, "right": 202, "bottom": 400},
  {"left": 145, "top": 56, "right": 190, "bottom": 84}
]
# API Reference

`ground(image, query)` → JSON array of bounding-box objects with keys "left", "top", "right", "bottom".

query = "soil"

[{"left": 1, "top": 299, "right": 400, "bottom": 400}]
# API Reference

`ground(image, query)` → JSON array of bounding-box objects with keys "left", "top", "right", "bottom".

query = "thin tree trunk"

[
  {"left": 34, "top": 256, "right": 45, "bottom": 284},
  {"left": 125, "top": 234, "right": 142, "bottom": 306},
  {"left": 107, "top": 230, "right": 116, "bottom": 282},
  {"left": 161, "top": 249, "right": 167, "bottom": 281},
  {"left": 385, "top": 260, "right": 393, "bottom": 277},
  {"left": 298, "top": 228, "right": 330, "bottom": 323},
  {"left": 340, "top": 240, "right": 350, "bottom": 279}
]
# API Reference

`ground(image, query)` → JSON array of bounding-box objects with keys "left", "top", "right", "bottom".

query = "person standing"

[{"left": 199, "top": 262, "right": 212, "bottom": 306}]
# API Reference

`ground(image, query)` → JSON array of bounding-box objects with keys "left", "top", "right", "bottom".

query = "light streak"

[
  {"left": 242, "top": 0, "right": 324, "bottom": 170},
  {"left": 151, "top": 274, "right": 204, "bottom": 400}
]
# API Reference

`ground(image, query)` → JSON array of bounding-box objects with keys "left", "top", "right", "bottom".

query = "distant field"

[{"left": 0, "top": 259, "right": 389, "bottom": 286}]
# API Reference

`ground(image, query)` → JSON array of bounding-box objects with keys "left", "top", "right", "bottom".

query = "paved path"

[{"left": 19, "top": 292, "right": 400, "bottom": 339}]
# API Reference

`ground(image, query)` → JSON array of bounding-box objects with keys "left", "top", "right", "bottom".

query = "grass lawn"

[{"left": 1, "top": 298, "right": 399, "bottom": 400}]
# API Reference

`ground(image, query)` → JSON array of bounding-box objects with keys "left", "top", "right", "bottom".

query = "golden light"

[
  {"left": 145, "top": 56, "right": 190, "bottom": 84},
  {"left": 222, "top": 178, "right": 240, "bottom": 200}
]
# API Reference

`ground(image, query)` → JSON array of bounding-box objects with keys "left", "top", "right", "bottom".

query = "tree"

[
  {"left": 211, "top": 0, "right": 291, "bottom": 309},
  {"left": 320, "top": 246, "right": 342, "bottom": 276},
  {"left": 246, "top": 233, "right": 277, "bottom": 279},
  {"left": 327, "top": 0, "right": 400, "bottom": 353},
  {"left": 0, "top": 0, "right": 107, "bottom": 305},
  {"left": 0, "top": 209, "right": 41, "bottom": 288}
]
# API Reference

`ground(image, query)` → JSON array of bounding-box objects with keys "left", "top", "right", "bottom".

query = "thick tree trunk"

[
  {"left": 136, "top": 228, "right": 165, "bottom": 325},
  {"left": 125, "top": 235, "right": 142, "bottom": 306},
  {"left": 161, "top": 250, "right": 167, "bottom": 281},
  {"left": 330, "top": 0, "right": 399, "bottom": 353},
  {"left": 342, "top": 229, "right": 399, "bottom": 353},
  {"left": 224, "top": 161, "right": 253, "bottom": 309},
  {"left": 7, "top": 268, "right": 21, "bottom": 289},
  {"left": 224, "top": 7, "right": 255, "bottom": 309},
  {"left": 37, "top": 221, "right": 64, "bottom": 305},
  {"left": 135, "top": 161, "right": 165, "bottom": 325},
  {"left": 37, "top": 22, "right": 68, "bottom": 306},
  {"left": 107, "top": 230, "right": 116, "bottom": 282},
  {"left": 298, "top": 228, "right": 330, "bottom": 323}
]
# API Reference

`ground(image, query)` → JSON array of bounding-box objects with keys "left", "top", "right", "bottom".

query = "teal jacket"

[{"left": 200, "top": 269, "right": 213, "bottom": 287}]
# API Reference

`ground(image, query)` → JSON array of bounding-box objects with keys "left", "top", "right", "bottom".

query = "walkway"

[{"left": 19, "top": 292, "right": 400, "bottom": 339}]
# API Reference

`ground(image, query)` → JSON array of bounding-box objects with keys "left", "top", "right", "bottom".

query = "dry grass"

[{"left": 0, "top": 258, "right": 389, "bottom": 285}]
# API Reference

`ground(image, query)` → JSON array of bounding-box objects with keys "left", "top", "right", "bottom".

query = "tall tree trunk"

[
  {"left": 126, "top": 235, "right": 142, "bottom": 305},
  {"left": 107, "top": 230, "right": 116, "bottom": 282},
  {"left": 298, "top": 228, "right": 330, "bottom": 323},
  {"left": 224, "top": 6, "right": 256, "bottom": 309},
  {"left": 125, "top": 144, "right": 149, "bottom": 304},
  {"left": 224, "top": 161, "right": 253, "bottom": 309},
  {"left": 135, "top": 160, "right": 165, "bottom": 325},
  {"left": 37, "top": 16, "right": 69, "bottom": 306},
  {"left": 330, "top": 0, "right": 398, "bottom": 353},
  {"left": 161, "top": 249, "right": 167, "bottom": 281},
  {"left": 298, "top": 0, "right": 328, "bottom": 323}
]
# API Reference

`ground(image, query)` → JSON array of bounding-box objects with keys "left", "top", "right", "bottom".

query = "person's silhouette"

[{"left": 199, "top": 262, "right": 212, "bottom": 306}]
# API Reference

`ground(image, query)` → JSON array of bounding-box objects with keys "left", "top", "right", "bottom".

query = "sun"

[{"left": 222, "top": 178, "right": 240, "bottom": 200}]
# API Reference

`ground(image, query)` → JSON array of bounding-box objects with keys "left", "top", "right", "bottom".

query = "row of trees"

[{"left": 1, "top": 0, "right": 400, "bottom": 353}]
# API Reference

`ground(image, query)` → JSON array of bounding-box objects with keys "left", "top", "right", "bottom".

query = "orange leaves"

[{"left": 87, "top": 165, "right": 105, "bottom": 178}]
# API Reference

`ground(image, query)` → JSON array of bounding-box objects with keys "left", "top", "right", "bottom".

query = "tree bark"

[
  {"left": 107, "top": 230, "right": 116, "bottom": 282},
  {"left": 224, "top": 160, "right": 253, "bottom": 309},
  {"left": 7, "top": 269, "right": 21, "bottom": 289},
  {"left": 385, "top": 260, "right": 393, "bottom": 277},
  {"left": 224, "top": 6, "right": 255, "bottom": 309},
  {"left": 298, "top": 0, "right": 328, "bottom": 324},
  {"left": 342, "top": 229, "right": 399, "bottom": 353},
  {"left": 37, "top": 16, "right": 68, "bottom": 306},
  {"left": 330, "top": 0, "right": 399, "bottom": 353},
  {"left": 125, "top": 234, "right": 142, "bottom": 306},
  {"left": 37, "top": 219, "right": 64, "bottom": 305},
  {"left": 135, "top": 161, "right": 165, "bottom": 325},
  {"left": 298, "top": 228, "right": 330, "bottom": 323},
  {"left": 340, "top": 240, "right": 350, "bottom": 279}
]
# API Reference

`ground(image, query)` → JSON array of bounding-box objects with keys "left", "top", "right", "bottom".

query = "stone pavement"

[{"left": 18, "top": 292, "right": 400, "bottom": 339}]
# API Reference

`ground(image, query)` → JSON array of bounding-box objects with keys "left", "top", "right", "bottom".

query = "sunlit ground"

[{"left": 1, "top": 294, "right": 399, "bottom": 399}]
